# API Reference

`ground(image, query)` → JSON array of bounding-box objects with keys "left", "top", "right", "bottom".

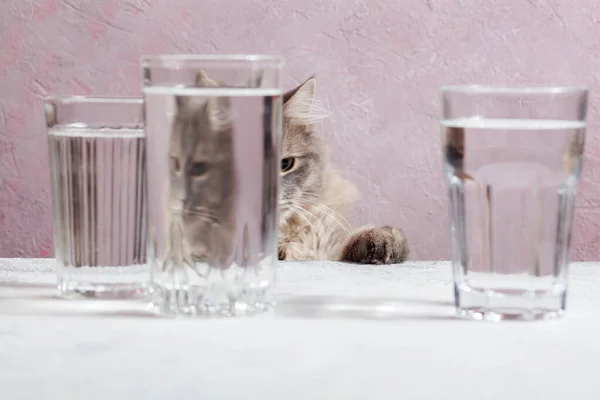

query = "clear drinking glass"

[
  {"left": 45, "top": 96, "right": 147, "bottom": 298},
  {"left": 141, "top": 54, "right": 284, "bottom": 316},
  {"left": 440, "top": 85, "right": 588, "bottom": 321}
]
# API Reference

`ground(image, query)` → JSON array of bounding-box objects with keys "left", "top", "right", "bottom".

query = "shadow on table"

[
  {"left": 0, "top": 282, "right": 55, "bottom": 289},
  {"left": 0, "top": 283, "right": 457, "bottom": 321},
  {"left": 0, "top": 299, "right": 158, "bottom": 319},
  {"left": 0, "top": 281, "right": 157, "bottom": 319},
  {"left": 0, "top": 281, "right": 60, "bottom": 301},
  {"left": 275, "top": 294, "right": 457, "bottom": 321}
]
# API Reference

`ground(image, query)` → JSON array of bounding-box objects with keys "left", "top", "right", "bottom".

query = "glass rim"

[
  {"left": 140, "top": 54, "right": 285, "bottom": 67},
  {"left": 440, "top": 84, "right": 588, "bottom": 94},
  {"left": 43, "top": 95, "right": 143, "bottom": 104}
]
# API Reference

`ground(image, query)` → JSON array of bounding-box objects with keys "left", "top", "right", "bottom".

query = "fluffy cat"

[
  {"left": 278, "top": 77, "right": 409, "bottom": 264},
  {"left": 167, "top": 71, "right": 236, "bottom": 268},
  {"left": 166, "top": 71, "right": 409, "bottom": 266}
]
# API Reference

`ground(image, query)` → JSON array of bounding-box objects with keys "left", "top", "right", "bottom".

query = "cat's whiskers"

[
  {"left": 298, "top": 195, "right": 352, "bottom": 234},
  {"left": 167, "top": 204, "right": 184, "bottom": 216},
  {"left": 184, "top": 208, "right": 220, "bottom": 224},
  {"left": 289, "top": 203, "right": 347, "bottom": 237},
  {"left": 302, "top": 191, "right": 352, "bottom": 221},
  {"left": 287, "top": 204, "right": 319, "bottom": 232},
  {"left": 187, "top": 206, "right": 218, "bottom": 216},
  {"left": 278, "top": 201, "right": 297, "bottom": 222},
  {"left": 296, "top": 198, "right": 351, "bottom": 235}
]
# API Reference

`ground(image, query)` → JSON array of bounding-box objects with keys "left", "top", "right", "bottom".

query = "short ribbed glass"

[
  {"left": 142, "top": 55, "right": 284, "bottom": 316},
  {"left": 441, "top": 85, "right": 588, "bottom": 321},
  {"left": 45, "top": 96, "right": 147, "bottom": 298}
]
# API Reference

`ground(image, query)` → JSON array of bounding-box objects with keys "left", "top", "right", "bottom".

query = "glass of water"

[
  {"left": 45, "top": 96, "right": 147, "bottom": 298},
  {"left": 141, "top": 54, "right": 283, "bottom": 316},
  {"left": 441, "top": 85, "right": 588, "bottom": 321}
]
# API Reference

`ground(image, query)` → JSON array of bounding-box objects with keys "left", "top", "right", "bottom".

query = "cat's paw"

[{"left": 340, "top": 226, "right": 409, "bottom": 264}]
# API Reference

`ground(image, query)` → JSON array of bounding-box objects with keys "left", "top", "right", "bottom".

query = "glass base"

[
  {"left": 149, "top": 282, "right": 273, "bottom": 317},
  {"left": 455, "top": 284, "right": 566, "bottom": 321},
  {"left": 58, "top": 281, "right": 147, "bottom": 300},
  {"left": 56, "top": 264, "right": 149, "bottom": 299}
]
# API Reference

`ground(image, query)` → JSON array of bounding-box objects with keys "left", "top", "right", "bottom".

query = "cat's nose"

[{"left": 171, "top": 187, "right": 187, "bottom": 202}]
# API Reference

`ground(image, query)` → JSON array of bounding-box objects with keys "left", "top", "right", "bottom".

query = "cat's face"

[
  {"left": 168, "top": 87, "right": 236, "bottom": 265},
  {"left": 279, "top": 78, "right": 329, "bottom": 228}
]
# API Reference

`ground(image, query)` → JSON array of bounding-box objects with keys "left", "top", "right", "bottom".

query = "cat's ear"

[
  {"left": 175, "top": 95, "right": 188, "bottom": 109},
  {"left": 206, "top": 97, "right": 232, "bottom": 131},
  {"left": 195, "top": 70, "right": 218, "bottom": 87},
  {"left": 248, "top": 69, "right": 263, "bottom": 88},
  {"left": 283, "top": 77, "right": 329, "bottom": 125},
  {"left": 284, "top": 77, "right": 315, "bottom": 111}
]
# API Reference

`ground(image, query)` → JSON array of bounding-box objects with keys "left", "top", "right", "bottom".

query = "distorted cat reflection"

[{"left": 166, "top": 72, "right": 236, "bottom": 269}]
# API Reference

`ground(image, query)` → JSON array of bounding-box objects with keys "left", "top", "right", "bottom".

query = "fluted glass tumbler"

[
  {"left": 45, "top": 97, "right": 147, "bottom": 298},
  {"left": 142, "top": 55, "right": 283, "bottom": 316},
  {"left": 441, "top": 85, "right": 588, "bottom": 321}
]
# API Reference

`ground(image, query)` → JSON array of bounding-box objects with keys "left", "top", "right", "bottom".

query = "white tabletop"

[{"left": 1, "top": 258, "right": 600, "bottom": 400}]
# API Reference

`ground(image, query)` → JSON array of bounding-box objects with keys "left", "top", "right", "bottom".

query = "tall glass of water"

[
  {"left": 141, "top": 55, "right": 283, "bottom": 316},
  {"left": 45, "top": 96, "right": 147, "bottom": 298},
  {"left": 441, "top": 85, "right": 588, "bottom": 321}
]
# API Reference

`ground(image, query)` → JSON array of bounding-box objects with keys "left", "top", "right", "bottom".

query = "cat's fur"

[{"left": 278, "top": 77, "right": 409, "bottom": 264}]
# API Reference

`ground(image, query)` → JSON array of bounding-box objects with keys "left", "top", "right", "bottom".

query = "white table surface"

[{"left": 1, "top": 258, "right": 600, "bottom": 400}]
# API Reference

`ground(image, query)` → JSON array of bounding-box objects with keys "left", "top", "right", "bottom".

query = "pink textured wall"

[{"left": 1, "top": 0, "right": 600, "bottom": 260}]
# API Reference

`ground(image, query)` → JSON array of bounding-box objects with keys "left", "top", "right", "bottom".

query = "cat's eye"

[
  {"left": 281, "top": 157, "right": 295, "bottom": 172},
  {"left": 170, "top": 157, "right": 181, "bottom": 173},
  {"left": 190, "top": 162, "right": 209, "bottom": 177}
]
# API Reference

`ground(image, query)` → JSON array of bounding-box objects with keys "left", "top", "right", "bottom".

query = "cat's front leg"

[{"left": 339, "top": 226, "right": 409, "bottom": 264}]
